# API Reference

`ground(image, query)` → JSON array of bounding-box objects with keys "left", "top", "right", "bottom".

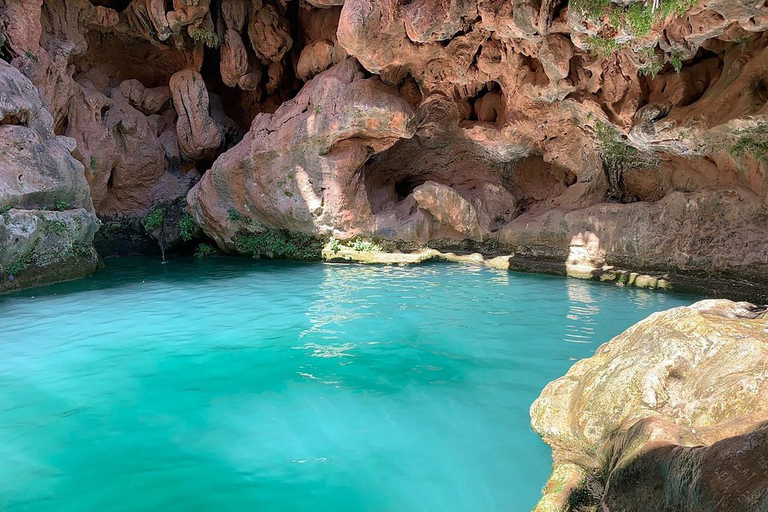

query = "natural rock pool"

[{"left": 0, "top": 259, "right": 694, "bottom": 511}]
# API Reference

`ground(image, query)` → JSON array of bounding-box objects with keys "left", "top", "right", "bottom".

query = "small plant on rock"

[
  {"left": 195, "top": 243, "right": 217, "bottom": 258},
  {"left": 144, "top": 208, "right": 164, "bottom": 233},
  {"left": 328, "top": 236, "right": 342, "bottom": 254},
  {"left": 350, "top": 238, "right": 382, "bottom": 252},
  {"left": 189, "top": 28, "right": 220, "bottom": 48},
  {"left": 178, "top": 213, "right": 197, "bottom": 242},
  {"left": 44, "top": 220, "right": 68, "bottom": 235},
  {"left": 731, "top": 137, "right": 768, "bottom": 160},
  {"left": 53, "top": 200, "right": 70, "bottom": 211}
]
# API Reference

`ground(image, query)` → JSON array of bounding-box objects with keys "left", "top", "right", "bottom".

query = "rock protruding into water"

[
  {"left": 0, "top": 60, "right": 100, "bottom": 292},
  {"left": 531, "top": 299, "right": 768, "bottom": 512},
  {"left": 187, "top": 58, "right": 415, "bottom": 251}
]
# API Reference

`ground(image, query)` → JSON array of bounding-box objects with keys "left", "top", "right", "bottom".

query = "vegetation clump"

[
  {"left": 235, "top": 229, "right": 323, "bottom": 260},
  {"left": 228, "top": 209, "right": 242, "bottom": 222},
  {"left": 595, "top": 122, "right": 656, "bottom": 200},
  {"left": 574, "top": 0, "right": 698, "bottom": 59},
  {"left": 350, "top": 238, "right": 383, "bottom": 252},
  {"left": 178, "top": 213, "right": 197, "bottom": 242},
  {"left": 730, "top": 137, "right": 768, "bottom": 160},
  {"left": 189, "top": 28, "right": 220, "bottom": 48},
  {"left": 194, "top": 243, "right": 218, "bottom": 258},
  {"left": 327, "top": 236, "right": 383, "bottom": 253},
  {"left": 328, "top": 236, "right": 342, "bottom": 254},
  {"left": 44, "top": 220, "right": 68, "bottom": 235},
  {"left": 1, "top": 243, "right": 37, "bottom": 276},
  {"left": 0, "top": 205, "right": 10, "bottom": 223},
  {"left": 53, "top": 200, "right": 70, "bottom": 211},
  {"left": 144, "top": 208, "right": 164, "bottom": 233}
]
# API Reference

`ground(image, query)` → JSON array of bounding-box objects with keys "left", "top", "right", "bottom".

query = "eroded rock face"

[
  {"left": 0, "top": 0, "right": 766, "bottom": 297},
  {"left": 0, "top": 61, "right": 100, "bottom": 292},
  {"left": 188, "top": 58, "right": 415, "bottom": 248},
  {"left": 531, "top": 299, "right": 768, "bottom": 512}
]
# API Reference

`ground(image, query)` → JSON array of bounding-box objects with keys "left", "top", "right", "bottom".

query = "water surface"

[{"left": 0, "top": 258, "right": 694, "bottom": 511}]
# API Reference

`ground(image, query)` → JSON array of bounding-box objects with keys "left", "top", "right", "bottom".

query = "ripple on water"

[{"left": 0, "top": 257, "right": 694, "bottom": 512}]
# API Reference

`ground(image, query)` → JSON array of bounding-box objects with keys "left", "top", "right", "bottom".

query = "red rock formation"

[{"left": 0, "top": 0, "right": 766, "bottom": 297}]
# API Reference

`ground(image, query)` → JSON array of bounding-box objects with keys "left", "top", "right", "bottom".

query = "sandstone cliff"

[
  {"left": 0, "top": 0, "right": 766, "bottom": 296},
  {"left": 531, "top": 299, "right": 768, "bottom": 511}
]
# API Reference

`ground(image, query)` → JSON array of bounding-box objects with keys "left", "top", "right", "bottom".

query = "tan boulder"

[
  {"left": 531, "top": 299, "right": 768, "bottom": 512},
  {"left": 412, "top": 181, "right": 483, "bottom": 239}
]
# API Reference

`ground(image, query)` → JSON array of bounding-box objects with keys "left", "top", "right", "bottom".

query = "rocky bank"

[
  {"left": 531, "top": 299, "right": 768, "bottom": 511},
  {"left": 1, "top": 1, "right": 767, "bottom": 508},
  {"left": 0, "top": 0, "right": 766, "bottom": 297}
]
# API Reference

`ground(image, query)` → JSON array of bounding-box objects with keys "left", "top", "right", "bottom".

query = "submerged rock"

[{"left": 531, "top": 300, "right": 768, "bottom": 512}]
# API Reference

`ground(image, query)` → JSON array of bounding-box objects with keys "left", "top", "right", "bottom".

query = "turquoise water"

[{"left": 0, "top": 258, "right": 694, "bottom": 512}]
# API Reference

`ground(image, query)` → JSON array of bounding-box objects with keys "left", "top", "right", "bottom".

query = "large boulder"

[
  {"left": 187, "top": 58, "right": 415, "bottom": 250},
  {"left": 0, "top": 61, "right": 100, "bottom": 292},
  {"left": 531, "top": 299, "right": 768, "bottom": 512}
]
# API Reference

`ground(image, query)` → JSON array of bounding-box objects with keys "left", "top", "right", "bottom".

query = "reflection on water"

[
  {"left": 0, "top": 258, "right": 694, "bottom": 512},
  {"left": 565, "top": 279, "right": 600, "bottom": 344}
]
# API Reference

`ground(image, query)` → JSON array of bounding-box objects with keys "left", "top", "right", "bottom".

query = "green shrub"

[
  {"left": 578, "top": 0, "right": 699, "bottom": 56},
  {"left": 660, "top": 0, "right": 698, "bottom": 18},
  {"left": 189, "top": 28, "right": 220, "bottom": 48},
  {"left": 669, "top": 52, "right": 684, "bottom": 73},
  {"left": 595, "top": 122, "right": 655, "bottom": 199},
  {"left": 596, "top": 122, "right": 642, "bottom": 168},
  {"left": 228, "top": 209, "right": 242, "bottom": 222},
  {"left": 53, "top": 200, "right": 70, "bottom": 211},
  {"left": 235, "top": 230, "right": 323, "bottom": 260},
  {"left": 144, "top": 208, "right": 164, "bottom": 233},
  {"left": 627, "top": 3, "right": 655, "bottom": 37},
  {"left": 0, "top": 205, "right": 10, "bottom": 223},
  {"left": 178, "top": 213, "right": 197, "bottom": 242},
  {"left": 24, "top": 49, "right": 38, "bottom": 62},
  {"left": 730, "top": 138, "right": 768, "bottom": 160},
  {"left": 350, "top": 239, "right": 382, "bottom": 252},
  {"left": 571, "top": 0, "right": 611, "bottom": 18},
  {"left": 194, "top": 243, "right": 217, "bottom": 258},
  {"left": 585, "top": 36, "right": 624, "bottom": 58},
  {"left": 639, "top": 58, "right": 664, "bottom": 78},
  {"left": 328, "top": 236, "right": 342, "bottom": 254},
  {"left": 2, "top": 243, "right": 36, "bottom": 276}
]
